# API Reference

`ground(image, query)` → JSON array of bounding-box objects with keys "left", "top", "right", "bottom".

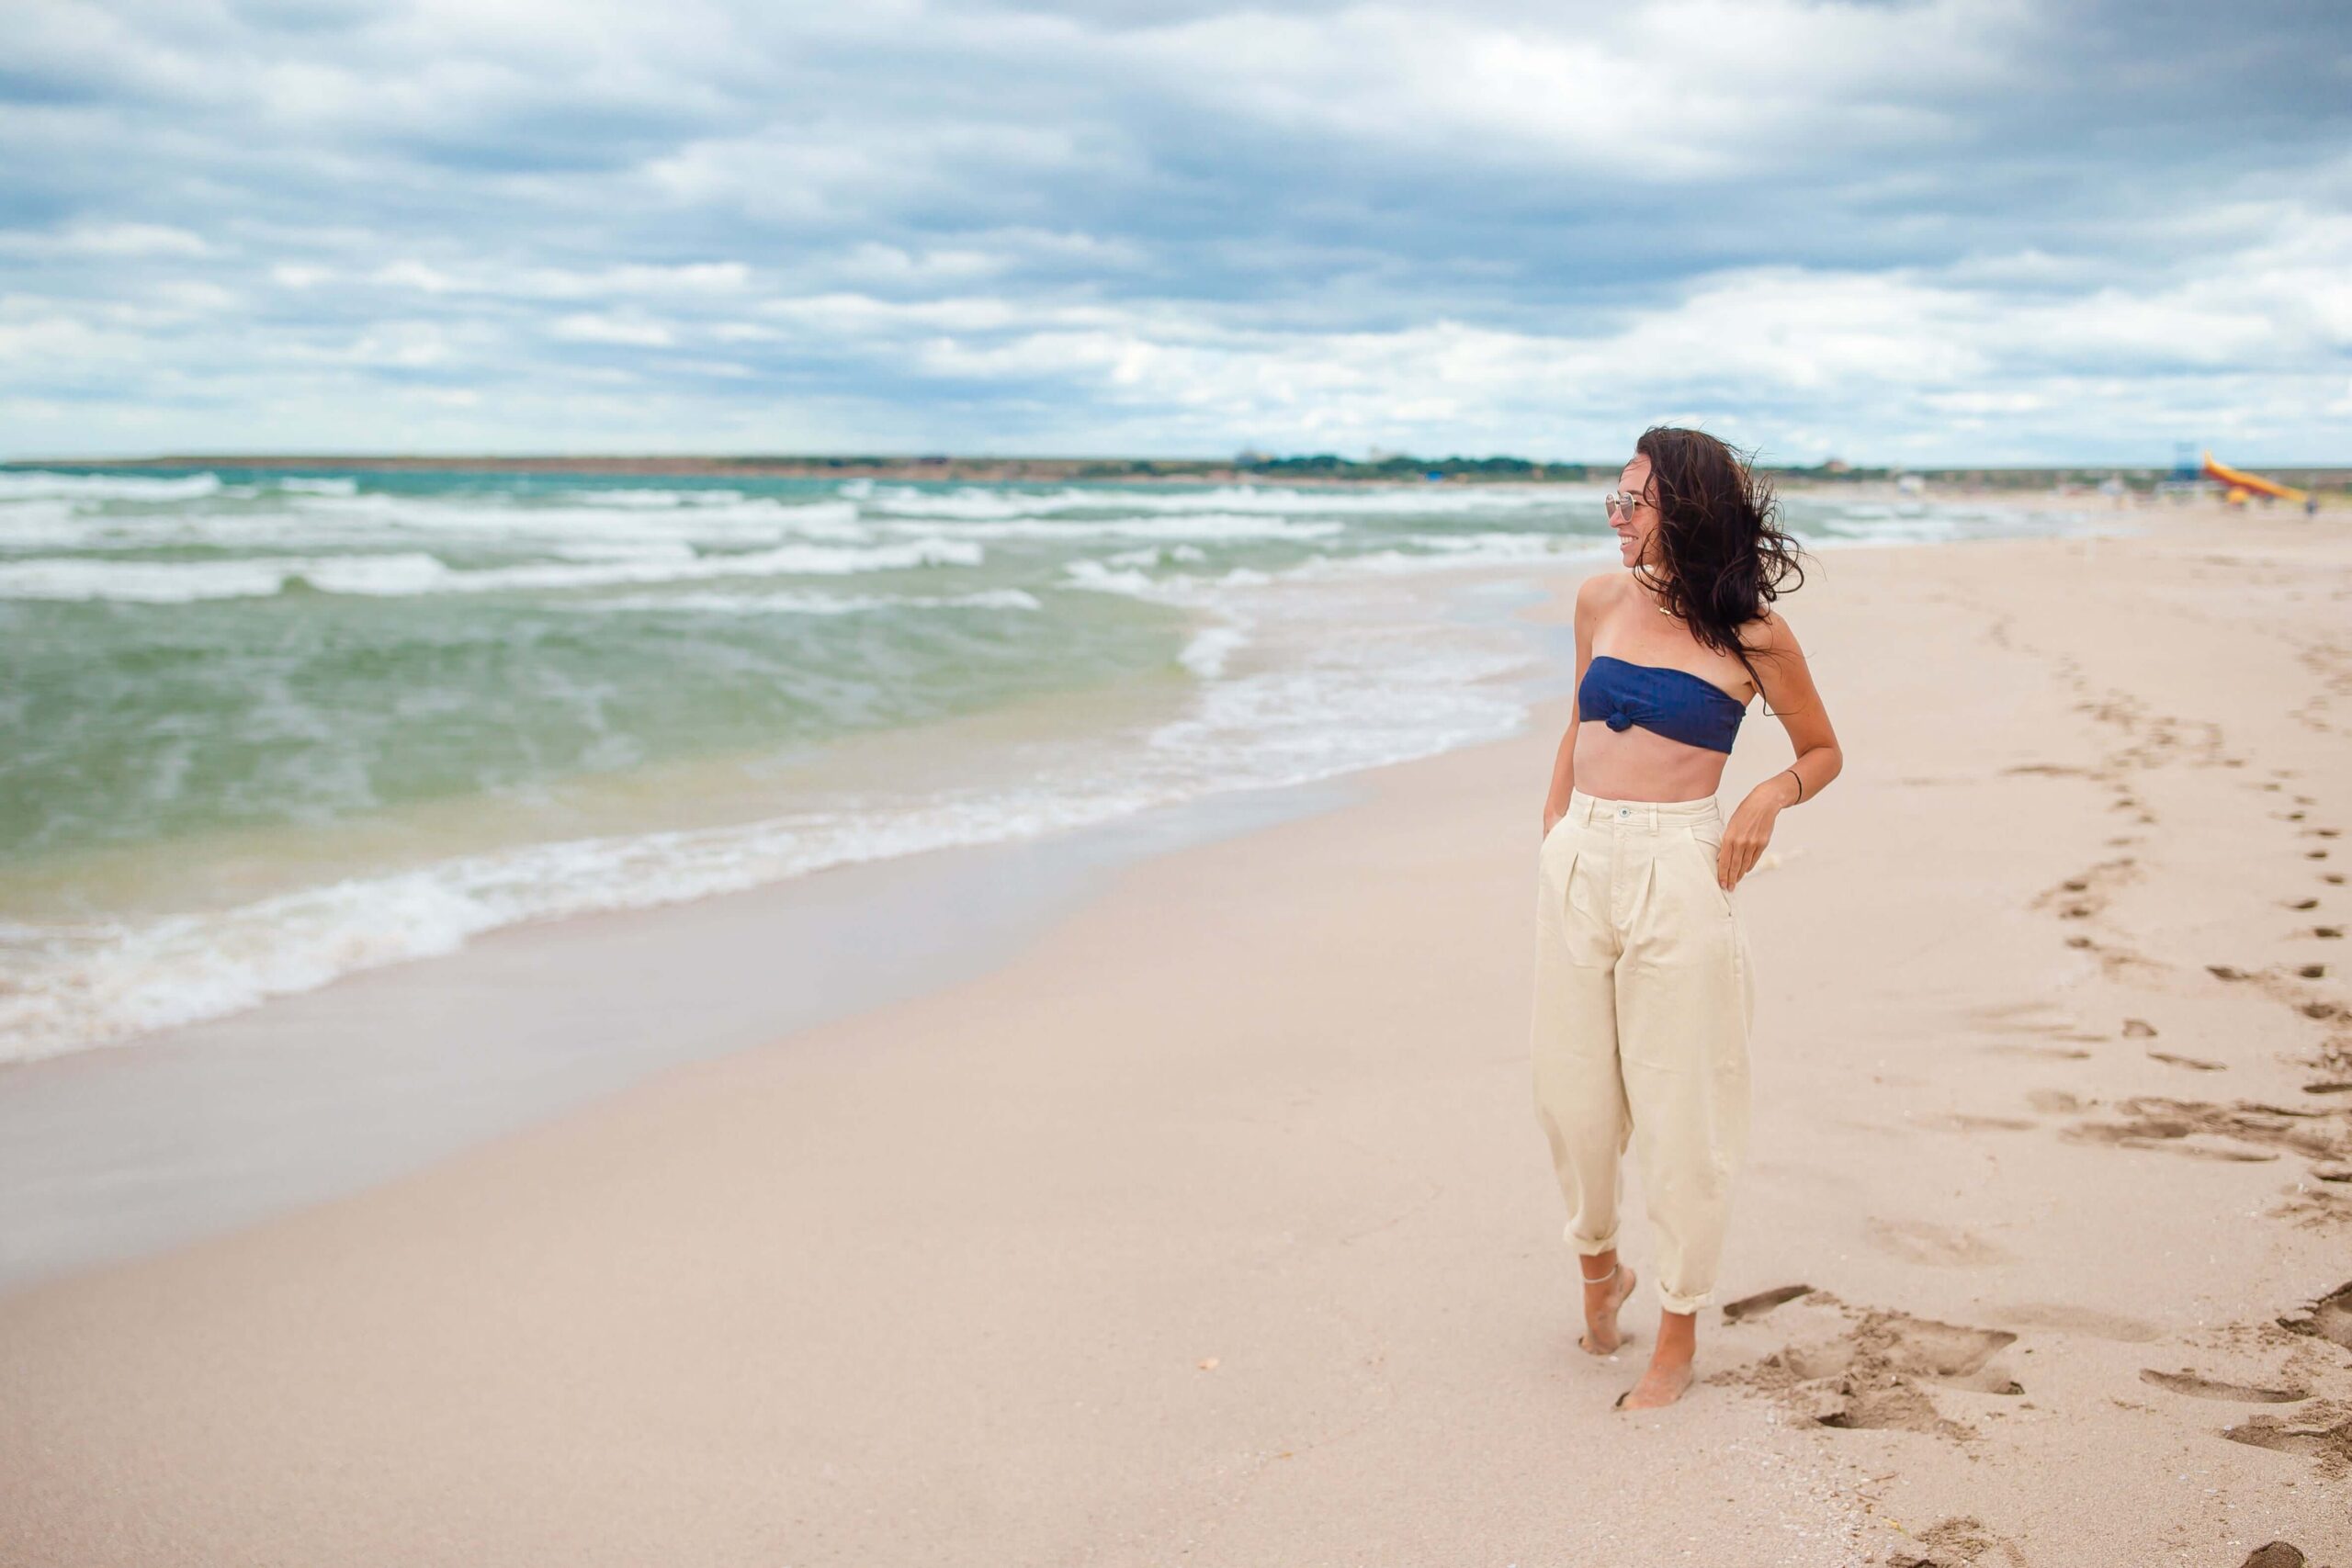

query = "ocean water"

[{"left": 0, "top": 468, "right": 2095, "bottom": 1060}]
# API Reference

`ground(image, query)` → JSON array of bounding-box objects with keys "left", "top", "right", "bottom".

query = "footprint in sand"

[
  {"left": 2237, "top": 1543, "right": 2314, "bottom": 1568},
  {"left": 2032, "top": 857, "right": 2137, "bottom": 920},
  {"left": 2271, "top": 1183, "right": 2352, "bottom": 1229},
  {"left": 2278, "top": 1280, "right": 2352, "bottom": 1354},
  {"left": 1985, "top": 1302, "right": 2159, "bottom": 1342},
  {"left": 2094, "top": 944, "right": 2165, "bottom": 978},
  {"left": 1864, "top": 1217, "right": 2008, "bottom": 1267},
  {"left": 2000, "top": 762, "right": 2097, "bottom": 778},
  {"left": 1934, "top": 1112, "right": 2040, "bottom": 1132},
  {"left": 1789, "top": 1315, "right": 2020, "bottom": 1392},
  {"left": 2222, "top": 1406, "right": 2352, "bottom": 1478},
  {"left": 1720, "top": 1283, "right": 1814, "bottom": 1323},
  {"left": 1963, "top": 1000, "right": 2105, "bottom": 1058},
  {"left": 1746, "top": 1307, "right": 2024, "bottom": 1438},
  {"left": 1964, "top": 1000, "right": 2105, "bottom": 1039},
  {"left": 1885, "top": 1514, "right": 2030, "bottom": 1568},
  {"left": 2138, "top": 1368, "right": 2309, "bottom": 1403},
  {"left": 2064, "top": 1098, "right": 2346, "bottom": 1163}
]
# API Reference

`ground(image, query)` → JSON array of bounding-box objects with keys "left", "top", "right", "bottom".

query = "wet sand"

[
  {"left": 0, "top": 776, "right": 1347, "bottom": 1294},
  {"left": 2, "top": 499, "right": 2346, "bottom": 1564}
]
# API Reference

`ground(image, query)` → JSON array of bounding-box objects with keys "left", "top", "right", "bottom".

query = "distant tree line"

[{"left": 1240, "top": 454, "right": 1580, "bottom": 479}]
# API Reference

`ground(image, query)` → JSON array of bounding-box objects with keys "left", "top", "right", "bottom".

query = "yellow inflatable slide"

[{"left": 2201, "top": 451, "right": 2308, "bottom": 505}]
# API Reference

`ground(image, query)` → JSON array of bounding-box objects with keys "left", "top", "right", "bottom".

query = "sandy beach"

[{"left": 3, "top": 499, "right": 2347, "bottom": 1564}]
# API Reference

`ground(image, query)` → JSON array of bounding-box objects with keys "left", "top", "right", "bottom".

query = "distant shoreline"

[
  {"left": 10, "top": 453, "right": 1374, "bottom": 485},
  {"left": 9, "top": 453, "right": 2346, "bottom": 492}
]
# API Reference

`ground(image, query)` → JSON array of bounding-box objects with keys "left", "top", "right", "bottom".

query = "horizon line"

[{"left": 8, "top": 452, "right": 2347, "bottom": 474}]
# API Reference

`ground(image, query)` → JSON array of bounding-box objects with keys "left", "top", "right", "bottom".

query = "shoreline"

[
  {"left": 0, "top": 563, "right": 1576, "bottom": 1068},
  {"left": 0, "top": 773, "right": 1358, "bottom": 1297},
  {"left": 2, "top": 499, "right": 2346, "bottom": 1561},
  {"left": 0, "top": 562, "right": 1570, "bottom": 1292}
]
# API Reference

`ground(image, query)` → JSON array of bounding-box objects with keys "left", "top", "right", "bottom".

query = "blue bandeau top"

[{"left": 1577, "top": 654, "right": 1747, "bottom": 754}]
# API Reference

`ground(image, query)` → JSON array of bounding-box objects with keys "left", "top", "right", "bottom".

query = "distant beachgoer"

[
  {"left": 2306, "top": 495, "right": 2320, "bottom": 518},
  {"left": 1531, "top": 426, "right": 1843, "bottom": 1410}
]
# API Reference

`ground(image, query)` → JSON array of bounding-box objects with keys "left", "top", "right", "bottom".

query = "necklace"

[{"left": 1635, "top": 570, "right": 1678, "bottom": 616}]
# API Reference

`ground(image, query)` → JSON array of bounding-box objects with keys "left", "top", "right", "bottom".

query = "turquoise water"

[
  {"left": 3, "top": 473, "right": 1171, "bottom": 862},
  {"left": 0, "top": 467, "right": 2095, "bottom": 1058}
]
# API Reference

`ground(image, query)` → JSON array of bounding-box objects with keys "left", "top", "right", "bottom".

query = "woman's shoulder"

[
  {"left": 1737, "top": 605, "right": 1804, "bottom": 655},
  {"left": 1572, "top": 570, "right": 1625, "bottom": 622}
]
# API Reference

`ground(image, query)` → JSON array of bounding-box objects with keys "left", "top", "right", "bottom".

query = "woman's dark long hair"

[{"left": 1632, "top": 424, "right": 1806, "bottom": 713}]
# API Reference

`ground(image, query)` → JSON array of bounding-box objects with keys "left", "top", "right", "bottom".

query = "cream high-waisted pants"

[{"left": 1531, "top": 788, "right": 1756, "bottom": 1314}]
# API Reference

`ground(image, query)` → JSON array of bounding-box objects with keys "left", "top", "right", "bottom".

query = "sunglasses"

[{"left": 1604, "top": 490, "right": 1649, "bottom": 517}]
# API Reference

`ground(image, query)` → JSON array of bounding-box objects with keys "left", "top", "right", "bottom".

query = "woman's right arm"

[{"left": 1543, "top": 575, "right": 1604, "bottom": 836}]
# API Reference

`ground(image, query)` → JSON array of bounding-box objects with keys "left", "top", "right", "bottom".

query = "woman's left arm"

[{"left": 1718, "top": 611, "right": 1841, "bottom": 891}]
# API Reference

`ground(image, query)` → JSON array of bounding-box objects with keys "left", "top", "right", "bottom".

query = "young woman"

[{"left": 1532, "top": 425, "right": 1841, "bottom": 1411}]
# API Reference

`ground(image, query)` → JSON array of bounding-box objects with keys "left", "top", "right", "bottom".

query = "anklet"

[{"left": 1578, "top": 1263, "right": 1618, "bottom": 1286}]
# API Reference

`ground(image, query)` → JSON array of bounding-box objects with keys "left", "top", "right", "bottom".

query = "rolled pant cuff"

[
  {"left": 1566, "top": 1229, "right": 1619, "bottom": 1258},
  {"left": 1656, "top": 1284, "right": 1711, "bottom": 1315}
]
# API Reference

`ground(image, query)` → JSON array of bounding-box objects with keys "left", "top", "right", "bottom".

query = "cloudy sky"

[{"left": 4, "top": 0, "right": 2347, "bottom": 463}]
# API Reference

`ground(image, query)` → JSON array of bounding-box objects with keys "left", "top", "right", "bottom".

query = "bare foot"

[
  {"left": 1613, "top": 1357, "right": 1695, "bottom": 1410},
  {"left": 1577, "top": 1263, "right": 1637, "bottom": 1354},
  {"left": 1614, "top": 1307, "right": 1698, "bottom": 1409}
]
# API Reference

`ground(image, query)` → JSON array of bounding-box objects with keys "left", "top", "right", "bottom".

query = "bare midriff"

[{"left": 1570, "top": 721, "right": 1732, "bottom": 804}]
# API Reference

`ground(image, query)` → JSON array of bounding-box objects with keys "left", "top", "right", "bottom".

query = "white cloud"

[
  {"left": 1091, "top": 0, "right": 2038, "bottom": 179},
  {"left": 372, "top": 260, "right": 459, "bottom": 292},
  {"left": 0, "top": 220, "right": 213, "bottom": 257},
  {"left": 343, "top": 322, "right": 457, "bottom": 367},
  {"left": 549, "top": 312, "right": 677, "bottom": 347}
]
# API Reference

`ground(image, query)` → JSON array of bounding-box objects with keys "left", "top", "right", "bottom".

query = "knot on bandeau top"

[{"left": 1576, "top": 654, "right": 1746, "bottom": 754}]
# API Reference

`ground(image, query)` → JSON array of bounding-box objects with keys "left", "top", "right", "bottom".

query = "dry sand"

[{"left": 2, "top": 501, "right": 2347, "bottom": 1565}]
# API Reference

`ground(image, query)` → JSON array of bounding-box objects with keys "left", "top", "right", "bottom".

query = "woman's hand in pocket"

[{"left": 1717, "top": 795, "right": 1781, "bottom": 889}]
